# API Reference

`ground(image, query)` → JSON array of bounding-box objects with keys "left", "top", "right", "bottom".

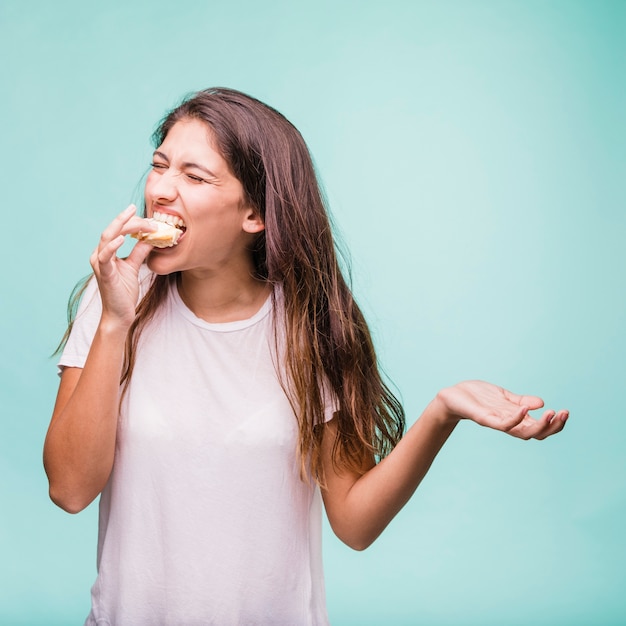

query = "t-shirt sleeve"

[
  {"left": 56, "top": 265, "right": 155, "bottom": 376},
  {"left": 321, "top": 379, "right": 339, "bottom": 423},
  {"left": 57, "top": 276, "right": 102, "bottom": 375}
]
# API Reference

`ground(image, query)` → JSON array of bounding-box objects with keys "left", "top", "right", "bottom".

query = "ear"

[{"left": 242, "top": 207, "right": 265, "bottom": 234}]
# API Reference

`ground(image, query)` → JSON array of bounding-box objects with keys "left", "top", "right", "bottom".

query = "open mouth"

[
  {"left": 131, "top": 211, "right": 187, "bottom": 248},
  {"left": 148, "top": 210, "right": 187, "bottom": 248},
  {"left": 152, "top": 210, "right": 187, "bottom": 233}
]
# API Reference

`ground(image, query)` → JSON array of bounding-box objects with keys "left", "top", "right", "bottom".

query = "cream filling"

[{"left": 132, "top": 212, "right": 186, "bottom": 248}]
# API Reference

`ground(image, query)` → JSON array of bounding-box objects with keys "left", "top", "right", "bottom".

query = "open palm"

[{"left": 439, "top": 380, "right": 568, "bottom": 440}]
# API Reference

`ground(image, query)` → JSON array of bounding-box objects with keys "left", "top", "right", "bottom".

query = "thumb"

[
  {"left": 125, "top": 240, "right": 154, "bottom": 270},
  {"left": 503, "top": 389, "right": 544, "bottom": 411},
  {"left": 517, "top": 394, "right": 544, "bottom": 411}
]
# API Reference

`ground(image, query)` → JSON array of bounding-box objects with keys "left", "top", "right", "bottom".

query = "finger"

[
  {"left": 479, "top": 404, "right": 528, "bottom": 432},
  {"left": 511, "top": 408, "right": 569, "bottom": 440},
  {"left": 538, "top": 409, "right": 557, "bottom": 425},
  {"left": 533, "top": 421, "right": 563, "bottom": 440},
  {"left": 519, "top": 395, "right": 544, "bottom": 410},
  {"left": 531, "top": 409, "right": 558, "bottom": 439},
  {"left": 539, "top": 408, "right": 569, "bottom": 429},
  {"left": 100, "top": 205, "right": 138, "bottom": 243},
  {"left": 125, "top": 239, "right": 154, "bottom": 270},
  {"left": 535, "top": 409, "right": 569, "bottom": 440},
  {"left": 504, "top": 409, "right": 551, "bottom": 440},
  {"left": 504, "top": 404, "right": 531, "bottom": 431},
  {"left": 93, "top": 235, "right": 126, "bottom": 277},
  {"left": 502, "top": 389, "right": 544, "bottom": 410},
  {"left": 118, "top": 216, "right": 158, "bottom": 237},
  {"left": 90, "top": 235, "right": 124, "bottom": 271},
  {"left": 552, "top": 409, "right": 569, "bottom": 423}
]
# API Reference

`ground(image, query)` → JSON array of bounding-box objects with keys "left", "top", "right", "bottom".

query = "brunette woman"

[{"left": 44, "top": 88, "right": 568, "bottom": 626}]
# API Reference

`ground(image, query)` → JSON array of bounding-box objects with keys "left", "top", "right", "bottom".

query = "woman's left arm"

[{"left": 320, "top": 380, "right": 569, "bottom": 551}]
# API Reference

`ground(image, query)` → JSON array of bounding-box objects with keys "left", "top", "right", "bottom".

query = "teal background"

[{"left": 1, "top": 0, "right": 624, "bottom": 624}]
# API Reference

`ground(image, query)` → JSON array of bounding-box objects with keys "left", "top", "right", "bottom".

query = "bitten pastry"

[{"left": 132, "top": 218, "right": 183, "bottom": 248}]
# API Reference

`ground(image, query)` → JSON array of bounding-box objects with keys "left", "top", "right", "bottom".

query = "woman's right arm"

[{"left": 43, "top": 206, "right": 155, "bottom": 513}]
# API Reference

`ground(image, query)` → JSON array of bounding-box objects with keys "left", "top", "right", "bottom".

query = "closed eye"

[
  {"left": 151, "top": 162, "right": 168, "bottom": 170},
  {"left": 186, "top": 173, "right": 209, "bottom": 183}
]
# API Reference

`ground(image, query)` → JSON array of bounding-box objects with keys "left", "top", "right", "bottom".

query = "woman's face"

[{"left": 144, "top": 118, "right": 264, "bottom": 276}]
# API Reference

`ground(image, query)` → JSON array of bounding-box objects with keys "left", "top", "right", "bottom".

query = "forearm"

[
  {"left": 324, "top": 395, "right": 458, "bottom": 550},
  {"left": 44, "top": 320, "right": 128, "bottom": 513}
]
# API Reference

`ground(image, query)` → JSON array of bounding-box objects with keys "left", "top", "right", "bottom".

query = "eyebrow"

[{"left": 152, "top": 151, "right": 218, "bottom": 179}]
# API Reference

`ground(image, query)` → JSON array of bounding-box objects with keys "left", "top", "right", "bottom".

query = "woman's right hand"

[
  {"left": 90, "top": 204, "right": 156, "bottom": 329},
  {"left": 45, "top": 204, "right": 157, "bottom": 513}
]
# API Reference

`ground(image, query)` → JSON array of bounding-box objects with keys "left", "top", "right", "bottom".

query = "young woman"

[{"left": 44, "top": 87, "right": 569, "bottom": 625}]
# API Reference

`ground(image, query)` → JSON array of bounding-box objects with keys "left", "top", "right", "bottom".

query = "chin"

[{"left": 146, "top": 252, "right": 181, "bottom": 276}]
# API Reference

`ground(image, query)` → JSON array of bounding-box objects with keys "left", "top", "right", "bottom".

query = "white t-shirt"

[{"left": 59, "top": 273, "right": 332, "bottom": 626}]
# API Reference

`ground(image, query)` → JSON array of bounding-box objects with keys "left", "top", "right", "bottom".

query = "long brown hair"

[{"left": 89, "top": 88, "right": 405, "bottom": 481}]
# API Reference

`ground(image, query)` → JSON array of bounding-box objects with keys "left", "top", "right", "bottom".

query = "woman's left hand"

[{"left": 436, "top": 380, "right": 569, "bottom": 440}]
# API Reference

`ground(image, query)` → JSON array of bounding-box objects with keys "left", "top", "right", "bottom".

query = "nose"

[{"left": 147, "top": 168, "right": 179, "bottom": 204}]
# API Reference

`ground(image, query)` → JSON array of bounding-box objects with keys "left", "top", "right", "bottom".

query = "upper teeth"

[{"left": 153, "top": 211, "right": 185, "bottom": 229}]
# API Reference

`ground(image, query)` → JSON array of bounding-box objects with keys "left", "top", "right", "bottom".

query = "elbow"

[
  {"left": 49, "top": 489, "right": 91, "bottom": 514},
  {"left": 325, "top": 506, "right": 387, "bottom": 551},
  {"left": 47, "top": 481, "right": 94, "bottom": 514},
  {"left": 331, "top": 524, "right": 382, "bottom": 552},
  {"left": 344, "top": 533, "right": 381, "bottom": 552},
  {"left": 44, "top": 457, "right": 103, "bottom": 514}
]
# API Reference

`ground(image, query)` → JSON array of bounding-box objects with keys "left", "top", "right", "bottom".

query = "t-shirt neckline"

[{"left": 170, "top": 283, "right": 273, "bottom": 332}]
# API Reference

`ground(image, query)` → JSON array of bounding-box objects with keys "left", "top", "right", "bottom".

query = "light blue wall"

[{"left": 1, "top": 1, "right": 624, "bottom": 624}]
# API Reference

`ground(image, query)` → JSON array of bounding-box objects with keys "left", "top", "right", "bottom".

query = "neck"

[{"left": 177, "top": 268, "right": 271, "bottom": 323}]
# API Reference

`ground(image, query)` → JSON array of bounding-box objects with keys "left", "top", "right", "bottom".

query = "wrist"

[
  {"left": 97, "top": 315, "right": 132, "bottom": 340},
  {"left": 430, "top": 388, "right": 461, "bottom": 428}
]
